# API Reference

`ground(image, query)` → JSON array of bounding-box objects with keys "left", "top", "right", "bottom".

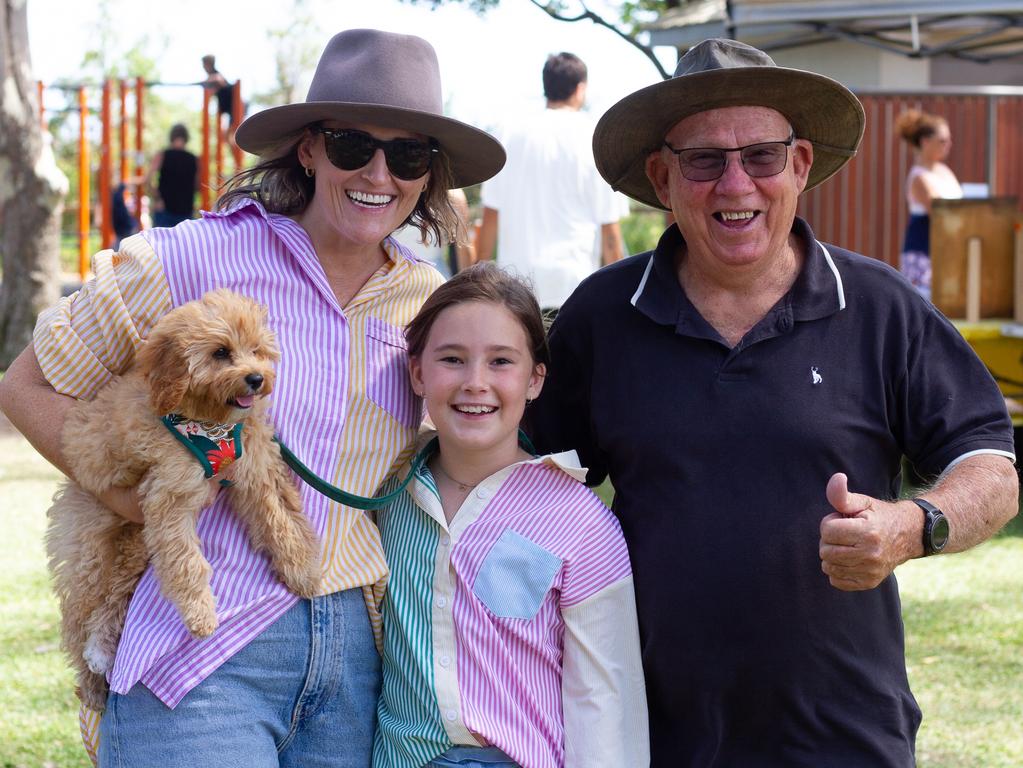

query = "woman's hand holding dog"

[
  {"left": 97, "top": 470, "right": 235, "bottom": 525},
  {"left": 97, "top": 486, "right": 145, "bottom": 524}
]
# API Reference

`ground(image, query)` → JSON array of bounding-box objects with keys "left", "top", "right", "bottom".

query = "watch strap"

[{"left": 912, "top": 497, "right": 945, "bottom": 555}]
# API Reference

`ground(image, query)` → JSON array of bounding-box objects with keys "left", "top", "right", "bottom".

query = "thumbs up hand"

[{"left": 819, "top": 473, "right": 920, "bottom": 591}]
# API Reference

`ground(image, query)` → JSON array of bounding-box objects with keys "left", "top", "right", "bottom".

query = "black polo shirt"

[{"left": 529, "top": 218, "right": 1014, "bottom": 767}]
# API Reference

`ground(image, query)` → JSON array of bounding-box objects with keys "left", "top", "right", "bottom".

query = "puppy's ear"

[{"left": 136, "top": 322, "right": 190, "bottom": 415}]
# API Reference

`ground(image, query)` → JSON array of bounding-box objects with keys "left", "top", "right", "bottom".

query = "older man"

[{"left": 529, "top": 39, "right": 1018, "bottom": 766}]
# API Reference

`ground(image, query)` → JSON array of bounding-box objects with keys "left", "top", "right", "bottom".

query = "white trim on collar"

[
  {"left": 631, "top": 242, "right": 846, "bottom": 314},
  {"left": 818, "top": 242, "right": 847, "bottom": 311},
  {"left": 630, "top": 254, "right": 656, "bottom": 308},
  {"left": 407, "top": 430, "right": 590, "bottom": 484}
]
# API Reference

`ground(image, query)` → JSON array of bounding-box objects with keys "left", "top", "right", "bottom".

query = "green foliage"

[
  {"left": 250, "top": 0, "right": 321, "bottom": 110},
  {"left": 620, "top": 205, "right": 667, "bottom": 256},
  {"left": 620, "top": 0, "right": 673, "bottom": 35}
]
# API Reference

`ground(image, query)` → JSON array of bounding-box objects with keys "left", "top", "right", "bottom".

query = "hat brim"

[
  {"left": 235, "top": 103, "right": 506, "bottom": 189},
  {"left": 592, "top": 68, "right": 865, "bottom": 210}
]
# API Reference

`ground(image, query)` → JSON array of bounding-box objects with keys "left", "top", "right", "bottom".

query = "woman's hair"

[
  {"left": 216, "top": 127, "right": 464, "bottom": 246},
  {"left": 895, "top": 109, "right": 947, "bottom": 148},
  {"left": 405, "top": 262, "right": 550, "bottom": 369}
]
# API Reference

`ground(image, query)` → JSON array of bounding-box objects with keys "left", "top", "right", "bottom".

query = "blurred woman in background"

[{"left": 895, "top": 109, "right": 962, "bottom": 300}]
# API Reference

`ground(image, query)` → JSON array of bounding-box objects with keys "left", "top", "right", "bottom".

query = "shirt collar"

[
  {"left": 402, "top": 431, "right": 590, "bottom": 506},
  {"left": 204, "top": 198, "right": 420, "bottom": 312},
  {"left": 203, "top": 197, "right": 417, "bottom": 266},
  {"left": 632, "top": 216, "right": 846, "bottom": 332}
]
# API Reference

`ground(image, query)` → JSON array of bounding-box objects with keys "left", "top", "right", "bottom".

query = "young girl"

[{"left": 372, "top": 263, "right": 649, "bottom": 768}]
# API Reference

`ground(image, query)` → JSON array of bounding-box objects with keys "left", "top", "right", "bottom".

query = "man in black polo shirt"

[{"left": 529, "top": 39, "right": 1018, "bottom": 767}]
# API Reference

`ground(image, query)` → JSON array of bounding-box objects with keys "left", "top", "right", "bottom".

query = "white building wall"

[{"left": 767, "top": 40, "right": 930, "bottom": 88}]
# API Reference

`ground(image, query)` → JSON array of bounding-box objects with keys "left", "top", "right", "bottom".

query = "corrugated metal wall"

[{"left": 797, "top": 88, "right": 1023, "bottom": 267}]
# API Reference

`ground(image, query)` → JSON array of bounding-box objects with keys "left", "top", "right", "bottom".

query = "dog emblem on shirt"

[{"left": 811, "top": 366, "right": 823, "bottom": 385}]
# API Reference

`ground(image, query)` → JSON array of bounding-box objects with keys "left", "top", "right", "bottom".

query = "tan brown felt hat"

[
  {"left": 235, "top": 28, "right": 505, "bottom": 188},
  {"left": 592, "top": 38, "right": 865, "bottom": 210}
]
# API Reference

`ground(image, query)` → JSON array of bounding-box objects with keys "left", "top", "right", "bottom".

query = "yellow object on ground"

[{"left": 955, "top": 320, "right": 1023, "bottom": 427}]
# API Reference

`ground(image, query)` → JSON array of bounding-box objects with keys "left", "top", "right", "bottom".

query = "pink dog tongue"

[{"left": 234, "top": 395, "right": 255, "bottom": 408}]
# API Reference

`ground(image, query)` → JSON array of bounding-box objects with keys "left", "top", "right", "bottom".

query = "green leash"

[{"left": 274, "top": 430, "right": 536, "bottom": 510}]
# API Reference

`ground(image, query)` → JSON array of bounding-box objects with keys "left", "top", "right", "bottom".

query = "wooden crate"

[{"left": 931, "top": 197, "right": 1019, "bottom": 319}]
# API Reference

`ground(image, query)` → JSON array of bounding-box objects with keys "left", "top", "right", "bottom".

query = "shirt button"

[
  {"left": 476, "top": 487, "right": 491, "bottom": 500},
  {"left": 440, "top": 655, "right": 451, "bottom": 667},
  {"left": 446, "top": 709, "right": 457, "bottom": 722},
  {"left": 436, "top": 596, "right": 447, "bottom": 608},
  {"left": 778, "top": 315, "right": 792, "bottom": 331},
  {"left": 439, "top": 535, "right": 450, "bottom": 547}
]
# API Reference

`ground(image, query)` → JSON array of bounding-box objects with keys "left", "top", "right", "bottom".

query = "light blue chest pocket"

[{"left": 473, "top": 529, "right": 563, "bottom": 620}]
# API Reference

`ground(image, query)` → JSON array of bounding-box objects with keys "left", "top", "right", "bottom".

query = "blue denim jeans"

[
  {"left": 427, "top": 745, "right": 519, "bottom": 767},
  {"left": 98, "top": 588, "right": 381, "bottom": 768}
]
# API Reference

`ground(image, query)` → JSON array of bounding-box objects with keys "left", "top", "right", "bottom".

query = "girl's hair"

[
  {"left": 405, "top": 262, "right": 550, "bottom": 369},
  {"left": 894, "top": 109, "right": 947, "bottom": 148},
  {"left": 216, "top": 127, "right": 464, "bottom": 246}
]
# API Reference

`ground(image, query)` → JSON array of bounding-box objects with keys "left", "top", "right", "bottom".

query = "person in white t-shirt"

[{"left": 477, "top": 52, "right": 629, "bottom": 312}]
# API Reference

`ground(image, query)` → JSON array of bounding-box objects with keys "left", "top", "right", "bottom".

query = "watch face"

[{"left": 930, "top": 514, "right": 950, "bottom": 551}]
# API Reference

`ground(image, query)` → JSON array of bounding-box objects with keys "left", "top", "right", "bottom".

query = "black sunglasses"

[
  {"left": 663, "top": 134, "right": 796, "bottom": 182},
  {"left": 315, "top": 127, "right": 437, "bottom": 180}
]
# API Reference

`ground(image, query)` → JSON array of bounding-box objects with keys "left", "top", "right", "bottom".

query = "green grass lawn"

[
  {"left": 1, "top": 439, "right": 1019, "bottom": 767},
  {"left": 0, "top": 435, "right": 88, "bottom": 768}
]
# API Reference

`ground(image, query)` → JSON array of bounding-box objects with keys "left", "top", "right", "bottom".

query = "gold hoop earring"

[{"left": 305, "top": 166, "right": 315, "bottom": 178}]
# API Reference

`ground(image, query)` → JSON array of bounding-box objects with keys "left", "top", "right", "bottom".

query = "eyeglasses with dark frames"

[
  {"left": 663, "top": 134, "right": 796, "bottom": 182},
  {"left": 315, "top": 127, "right": 437, "bottom": 181}
]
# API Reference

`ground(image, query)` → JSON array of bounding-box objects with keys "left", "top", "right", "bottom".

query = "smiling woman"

[{"left": 0, "top": 27, "right": 505, "bottom": 768}]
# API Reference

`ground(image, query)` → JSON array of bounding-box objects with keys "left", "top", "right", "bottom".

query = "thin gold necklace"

[{"left": 431, "top": 460, "right": 479, "bottom": 493}]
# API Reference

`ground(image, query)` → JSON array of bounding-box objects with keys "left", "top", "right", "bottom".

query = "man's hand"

[{"left": 819, "top": 472, "right": 920, "bottom": 591}]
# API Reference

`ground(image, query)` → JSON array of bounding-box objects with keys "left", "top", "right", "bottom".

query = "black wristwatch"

[{"left": 912, "top": 498, "right": 949, "bottom": 556}]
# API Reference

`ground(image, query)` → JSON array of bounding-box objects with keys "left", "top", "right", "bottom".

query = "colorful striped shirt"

[
  {"left": 373, "top": 436, "right": 649, "bottom": 768},
  {"left": 33, "top": 200, "right": 444, "bottom": 760}
]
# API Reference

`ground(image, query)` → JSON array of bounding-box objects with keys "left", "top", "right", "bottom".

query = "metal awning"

[{"left": 646, "top": 1, "right": 1023, "bottom": 61}]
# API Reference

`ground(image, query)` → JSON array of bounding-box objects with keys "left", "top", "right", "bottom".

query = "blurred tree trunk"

[{"left": 0, "top": 0, "right": 67, "bottom": 368}]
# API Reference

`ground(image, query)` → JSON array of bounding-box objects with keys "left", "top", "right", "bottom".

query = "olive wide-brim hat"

[
  {"left": 592, "top": 38, "right": 865, "bottom": 210},
  {"left": 235, "top": 28, "right": 505, "bottom": 188}
]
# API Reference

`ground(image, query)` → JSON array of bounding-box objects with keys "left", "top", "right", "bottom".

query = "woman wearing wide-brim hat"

[{"left": 0, "top": 28, "right": 504, "bottom": 767}]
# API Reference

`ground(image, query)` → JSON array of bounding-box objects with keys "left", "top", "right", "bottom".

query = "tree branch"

[{"left": 528, "top": 0, "right": 671, "bottom": 79}]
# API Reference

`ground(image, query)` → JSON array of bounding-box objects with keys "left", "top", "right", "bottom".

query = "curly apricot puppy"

[{"left": 45, "top": 289, "right": 320, "bottom": 712}]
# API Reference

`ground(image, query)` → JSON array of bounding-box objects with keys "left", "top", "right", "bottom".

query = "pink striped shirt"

[
  {"left": 374, "top": 441, "right": 649, "bottom": 767},
  {"left": 33, "top": 200, "right": 443, "bottom": 756}
]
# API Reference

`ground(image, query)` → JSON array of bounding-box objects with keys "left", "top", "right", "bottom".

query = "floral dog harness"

[{"left": 161, "top": 414, "right": 243, "bottom": 486}]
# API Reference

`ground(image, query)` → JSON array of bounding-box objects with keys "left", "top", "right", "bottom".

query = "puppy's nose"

[{"left": 245, "top": 373, "right": 264, "bottom": 392}]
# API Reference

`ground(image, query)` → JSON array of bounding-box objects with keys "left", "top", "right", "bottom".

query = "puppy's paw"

[
  {"left": 273, "top": 553, "right": 320, "bottom": 598},
  {"left": 83, "top": 636, "right": 115, "bottom": 675},
  {"left": 181, "top": 594, "right": 219, "bottom": 638}
]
